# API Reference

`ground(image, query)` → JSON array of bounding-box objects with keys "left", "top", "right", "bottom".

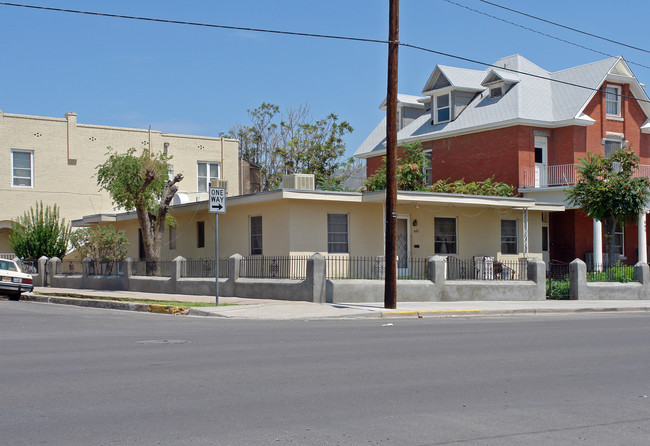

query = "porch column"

[
  {"left": 639, "top": 212, "right": 648, "bottom": 263},
  {"left": 593, "top": 219, "right": 603, "bottom": 271},
  {"left": 522, "top": 208, "right": 529, "bottom": 257}
]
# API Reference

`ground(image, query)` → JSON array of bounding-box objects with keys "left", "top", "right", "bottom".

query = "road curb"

[{"left": 21, "top": 294, "right": 188, "bottom": 315}]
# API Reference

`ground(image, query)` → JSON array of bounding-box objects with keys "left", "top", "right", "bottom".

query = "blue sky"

[{"left": 1, "top": 0, "right": 649, "bottom": 158}]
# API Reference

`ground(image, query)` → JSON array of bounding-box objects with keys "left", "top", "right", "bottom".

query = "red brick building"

[{"left": 355, "top": 55, "right": 650, "bottom": 266}]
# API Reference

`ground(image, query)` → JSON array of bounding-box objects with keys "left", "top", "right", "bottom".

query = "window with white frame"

[
  {"left": 11, "top": 150, "right": 33, "bottom": 187},
  {"left": 250, "top": 216, "right": 263, "bottom": 255},
  {"left": 434, "top": 93, "right": 450, "bottom": 124},
  {"left": 197, "top": 162, "right": 220, "bottom": 192},
  {"left": 613, "top": 222, "right": 624, "bottom": 256},
  {"left": 423, "top": 151, "right": 433, "bottom": 185},
  {"left": 605, "top": 85, "right": 621, "bottom": 117},
  {"left": 434, "top": 217, "right": 457, "bottom": 254},
  {"left": 501, "top": 220, "right": 517, "bottom": 255},
  {"left": 327, "top": 214, "right": 349, "bottom": 254}
]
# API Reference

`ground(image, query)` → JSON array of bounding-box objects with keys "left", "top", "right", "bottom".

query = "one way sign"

[{"left": 209, "top": 187, "right": 226, "bottom": 213}]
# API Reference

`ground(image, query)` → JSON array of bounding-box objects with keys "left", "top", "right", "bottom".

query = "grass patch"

[{"left": 33, "top": 292, "right": 234, "bottom": 307}]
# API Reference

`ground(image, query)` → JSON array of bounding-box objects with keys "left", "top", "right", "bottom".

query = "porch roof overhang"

[
  {"left": 73, "top": 188, "right": 564, "bottom": 226},
  {"left": 71, "top": 214, "right": 117, "bottom": 227}
]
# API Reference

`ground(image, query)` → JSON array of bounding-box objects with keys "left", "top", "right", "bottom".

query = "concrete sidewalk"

[{"left": 22, "top": 287, "right": 650, "bottom": 319}]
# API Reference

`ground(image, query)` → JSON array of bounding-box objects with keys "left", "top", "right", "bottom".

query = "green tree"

[
  {"left": 71, "top": 225, "right": 129, "bottom": 275},
  {"left": 364, "top": 141, "right": 428, "bottom": 191},
  {"left": 95, "top": 147, "right": 182, "bottom": 275},
  {"left": 70, "top": 225, "right": 129, "bottom": 261},
  {"left": 566, "top": 147, "right": 650, "bottom": 268},
  {"left": 9, "top": 201, "right": 71, "bottom": 259},
  {"left": 230, "top": 103, "right": 353, "bottom": 190}
]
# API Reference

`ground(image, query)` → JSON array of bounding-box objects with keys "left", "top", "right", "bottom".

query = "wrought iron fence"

[
  {"left": 325, "top": 256, "right": 429, "bottom": 280},
  {"left": 130, "top": 260, "right": 174, "bottom": 277},
  {"left": 58, "top": 260, "right": 84, "bottom": 275},
  {"left": 446, "top": 257, "right": 528, "bottom": 281},
  {"left": 182, "top": 258, "right": 229, "bottom": 278},
  {"left": 240, "top": 256, "right": 309, "bottom": 280},
  {"left": 587, "top": 264, "right": 635, "bottom": 283},
  {"left": 87, "top": 260, "right": 123, "bottom": 276},
  {"left": 547, "top": 260, "right": 570, "bottom": 299},
  {"left": 19, "top": 259, "right": 40, "bottom": 275}
]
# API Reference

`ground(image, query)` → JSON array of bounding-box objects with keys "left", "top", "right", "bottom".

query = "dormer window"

[
  {"left": 434, "top": 93, "right": 450, "bottom": 124},
  {"left": 490, "top": 85, "right": 503, "bottom": 98}
]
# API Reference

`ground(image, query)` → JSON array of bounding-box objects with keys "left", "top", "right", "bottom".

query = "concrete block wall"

[{"left": 569, "top": 259, "right": 650, "bottom": 300}]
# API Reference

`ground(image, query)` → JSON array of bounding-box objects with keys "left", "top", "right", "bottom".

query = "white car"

[{"left": 0, "top": 259, "right": 34, "bottom": 301}]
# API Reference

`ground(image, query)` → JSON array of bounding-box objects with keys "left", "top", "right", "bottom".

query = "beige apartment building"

[{"left": 1, "top": 108, "right": 241, "bottom": 253}]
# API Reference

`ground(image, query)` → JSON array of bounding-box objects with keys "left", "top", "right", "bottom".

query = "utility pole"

[{"left": 384, "top": 0, "right": 399, "bottom": 309}]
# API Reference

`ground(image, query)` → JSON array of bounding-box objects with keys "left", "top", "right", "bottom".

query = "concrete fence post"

[
  {"left": 634, "top": 262, "right": 650, "bottom": 299},
  {"left": 46, "top": 257, "right": 59, "bottom": 287},
  {"left": 428, "top": 256, "right": 446, "bottom": 285},
  {"left": 122, "top": 257, "right": 134, "bottom": 290},
  {"left": 82, "top": 257, "right": 92, "bottom": 278},
  {"left": 527, "top": 258, "right": 546, "bottom": 299},
  {"left": 171, "top": 256, "right": 184, "bottom": 293},
  {"left": 569, "top": 258, "right": 586, "bottom": 300},
  {"left": 306, "top": 253, "right": 326, "bottom": 303},
  {"left": 229, "top": 254, "right": 242, "bottom": 282}
]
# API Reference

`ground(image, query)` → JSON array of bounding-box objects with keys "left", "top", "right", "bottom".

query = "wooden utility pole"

[{"left": 384, "top": 0, "right": 399, "bottom": 309}]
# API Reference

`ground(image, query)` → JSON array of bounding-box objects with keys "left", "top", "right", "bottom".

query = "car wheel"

[{"left": 8, "top": 293, "right": 21, "bottom": 301}]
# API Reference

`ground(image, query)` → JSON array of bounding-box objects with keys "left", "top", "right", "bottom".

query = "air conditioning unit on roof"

[{"left": 280, "top": 174, "right": 315, "bottom": 191}]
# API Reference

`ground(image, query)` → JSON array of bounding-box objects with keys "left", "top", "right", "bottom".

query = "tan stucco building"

[
  {"left": 1, "top": 108, "right": 240, "bottom": 254},
  {"left": 74, "top": 177, "right": 563, "bottom": 268}
]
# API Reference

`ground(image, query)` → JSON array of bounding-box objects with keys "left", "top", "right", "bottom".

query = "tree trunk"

[{"left": 605, "top": 217, "right": 618, "bottom": 269}]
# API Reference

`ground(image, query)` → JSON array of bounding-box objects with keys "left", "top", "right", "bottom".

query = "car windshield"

[{"left": 0, "top": 260, "right": 18, "bottom": 272}]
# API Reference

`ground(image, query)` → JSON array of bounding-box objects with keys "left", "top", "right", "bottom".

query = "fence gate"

[{"left": 546, "top": 261, "right": 570, "bottom": 299}]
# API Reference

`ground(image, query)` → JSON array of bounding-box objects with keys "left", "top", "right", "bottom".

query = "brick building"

[{"left": 355, "top": 55, "right": 650, "bottom": 266}]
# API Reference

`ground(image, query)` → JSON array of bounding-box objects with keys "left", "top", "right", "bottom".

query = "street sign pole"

[
  {"left": 215, "top": 212, "right": 219, "bottom": 306},
  {"left": 208, "top": 185, "right": 226, "bottom": 306}
]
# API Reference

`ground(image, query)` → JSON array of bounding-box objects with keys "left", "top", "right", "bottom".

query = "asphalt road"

[{"left": 2, "top": 300, "right": 650, "bottom": 445}]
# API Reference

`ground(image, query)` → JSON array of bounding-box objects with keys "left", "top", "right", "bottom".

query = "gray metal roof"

[{"left": 354, "top": 55, "right": 647, "bottom": 157}]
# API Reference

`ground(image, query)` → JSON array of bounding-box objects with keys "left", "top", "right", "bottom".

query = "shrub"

[{"left": 9, "top": 201, "right": 71, "bottom": 259}]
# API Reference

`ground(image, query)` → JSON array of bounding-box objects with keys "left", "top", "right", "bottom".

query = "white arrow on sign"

[{"left": 209, "top": 187, "right": 226, "bottom": 213}]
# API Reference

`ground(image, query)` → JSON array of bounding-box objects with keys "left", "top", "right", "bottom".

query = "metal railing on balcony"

[{"left": 522, "top": 163, "right": 650, "bottom": 189}]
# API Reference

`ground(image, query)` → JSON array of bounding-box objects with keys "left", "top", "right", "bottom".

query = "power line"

[
  {"left": 441, "top": 0, "right": 650, "bottom": 71},
  {"left": 0, "top": 1, "right": 648, "bottom": 105},
  {"left": 0, "top": 1, "right": 387, "bottom": 45},
  {"left": 479, "top": 0, "right": 650, "bottom": 55}
]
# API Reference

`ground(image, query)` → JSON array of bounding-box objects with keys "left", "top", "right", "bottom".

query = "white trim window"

[
  {"left": 250, "top": 216, "right": 263, "bottom": 255},
  {"left": 197, "top": 162, "right": 220, "bottom": 192},
  {"left": 434, "top": 93, "right": 451, "bottom": 124},
  {"left": 613, "top": 222, "right": 624, "bottom": 257},
  {"left": 423, "top": 150, "right": 433, "bottom": 185},
  {"left": 605, "top": 85, "right": 621, "bottom": 117},
  {"left": 434, "top": 217, "right": 457, "bottom": 254},
  {"left": 501, "top": 220, "right": 518, "bottom": 255},
  {"left": 11, "top": 149, "right": 33, "bottom": 187},
  {"left": 327, "top": 213, "right": 349, "bottom": 254}
]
